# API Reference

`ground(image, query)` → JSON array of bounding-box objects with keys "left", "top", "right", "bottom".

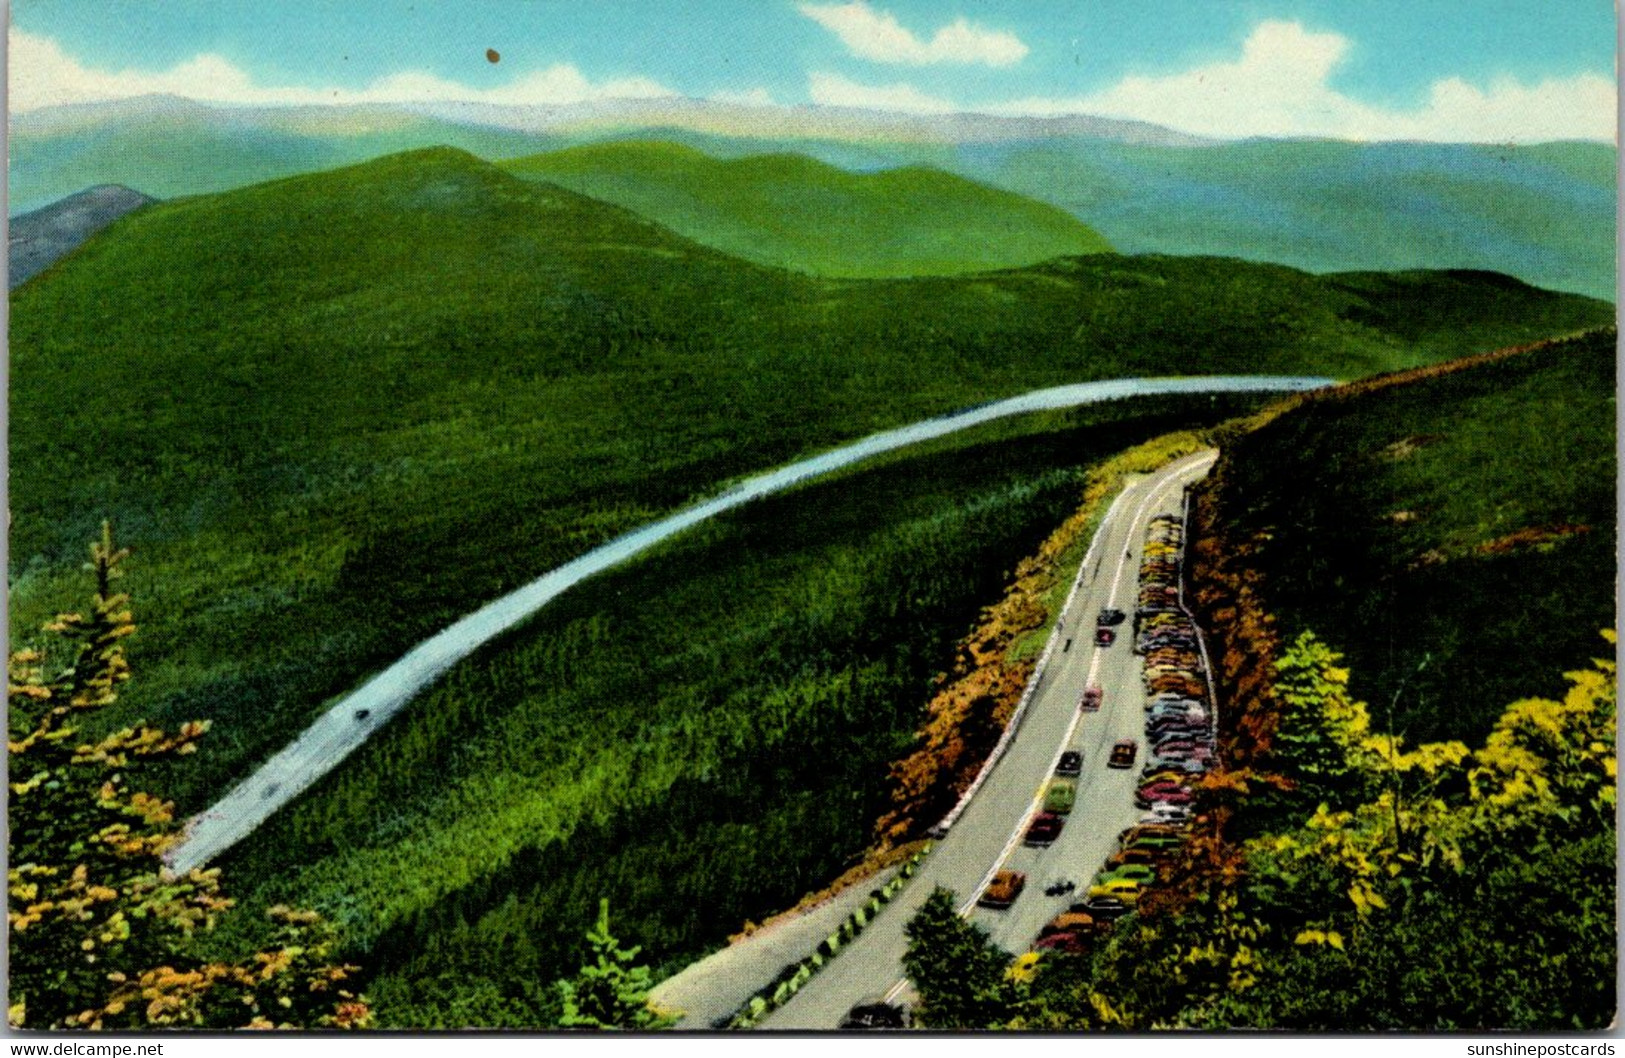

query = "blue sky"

[{"left": 10, "top": 1, "right": 1617, "bottom": 140}]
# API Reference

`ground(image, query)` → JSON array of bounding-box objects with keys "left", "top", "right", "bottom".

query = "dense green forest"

[
  {"left": 1203, "top": 329, "right": 1616, "bottom": 744},
  {"left": 10, "top": 144, "right": 1614, "bottom": 1029},
  {"left": 11, "top": 147, "right": 1608, "bottom": 813},
  {"left": 214, "top": 396, "right": 1265, "bottom": 1027},
  {"left": 899, "top": 338, "right": 1617, "bottom": 1031},
  {"left": 502, "top": 140, "right": 1112, "bottom": 277}
]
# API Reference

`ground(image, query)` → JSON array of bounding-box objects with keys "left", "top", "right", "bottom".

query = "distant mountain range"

[{"left": 8, "top": 94, "right": 1616, "bottom": 299}]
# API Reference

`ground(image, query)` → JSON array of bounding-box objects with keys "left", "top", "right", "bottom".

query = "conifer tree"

[
  {"left": 902, "top": 887, "right": 1014, "bottom": 1028},
  {"left": 7, "top": 523, "right": 371, "bottom": 1030},
  {"left": 555, "top": 899, "right": 674, "bottom": 1030}
]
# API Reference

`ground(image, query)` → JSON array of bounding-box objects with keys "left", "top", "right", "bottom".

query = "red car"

[
  {"left": 1024, "top": 811, "right": 1065, "bottom": 848},
  {"left": 1135, "top": 780, "right": 1195, "bottom": 808},
  {"left": 1095, "top": 627, "right": 1116, "bottom": 647},
  {"left": 1080, "top": 685, "right": 1103, "bottom": 712},
  {"left": 1108, "top": 740, "right": 1137, "bottom": 768},
  {"left": 1034, "top": 931, "right": 1090, "bottom": 954}
]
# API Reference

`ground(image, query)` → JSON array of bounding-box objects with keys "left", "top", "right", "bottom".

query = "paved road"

[
  {"left": 166, "top": 379, "right": 1323, "bottom": 874},
  {"left": 651, "top": 866, "right": 901, "bottom": 1029},
  {"left": 762, "top": 450, "right": 1217, "bottom": 1030}
]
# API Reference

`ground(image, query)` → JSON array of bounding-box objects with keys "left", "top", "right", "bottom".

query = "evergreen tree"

[
  {"left": 902, "top": 887, "right": 1014, "bottom": 1028},
  {"left": 7, "top": 523, "right": 371, "bottom": 1030},
  {"left": 555, "top": 899, "right": 674, "bottom": 1030}
]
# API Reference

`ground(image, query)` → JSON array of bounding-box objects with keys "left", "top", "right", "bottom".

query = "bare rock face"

[{"left": 10, "top": 184, "right": 156, "bottom": 288}]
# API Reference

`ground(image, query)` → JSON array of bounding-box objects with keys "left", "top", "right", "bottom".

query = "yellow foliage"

[{"left": 1007, "top": 951, "right": 1042, "bottom": 984}]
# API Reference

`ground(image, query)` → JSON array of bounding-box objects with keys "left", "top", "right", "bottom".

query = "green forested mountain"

[
  {"left": 501, "top": 139, "right": 1113, "bottom": 277},
  {"left": 9, "top": 145, "right": 1613, "bottom": 1025}
]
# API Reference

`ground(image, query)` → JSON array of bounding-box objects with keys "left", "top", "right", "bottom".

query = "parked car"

[
  {"left": 978, "top": 870, "right": 1027, "bottom": 909},
  {"left": 1043, "top": 780, "right": 1077, "bottom": 815},
  {"left": 1144, "top": 758, "right": 1208, "bottom": 776},
  {"left": 1108, "top": 740, "right": 1138, "bottom": 768},
  {"left": 1085, "top": 879, "right": 1145, "bottom": 905},
  {"left": 1121, "top": 822, "right": 1187, "bottom": 841},
  {"left": 1147, "top": 717, "right": 1206, "bottom": 735},
  {"left": 1041, "top": 910, "right": 1104, "bottom": 937},
  {"left": 1072, "top": 896, "right": 1133, "bottom": 920},
  {"left": 1141, "top": 804, "right": 1193, "bottom": 824},
  {"left": 1024, "top": 812, "right": 1066, "bottom": 848},
  {"left": 841, "top": 999, "right": 910, "bottom": 1029},
  {"left": 1034, "top": 930, "right": 1090, "bottom": 954},
  {"left": 1107, "top": 845, "right": 1174, "bottom": 870},
  {"left": 1055, "top": 750, "right": 1083, "bottom": 777},
  {"left": 1095, "top": 864, "right": 1157, "bottom": 886},
  {"left": 1135, "top": 784, "right": 1194, "bottom": 809}
]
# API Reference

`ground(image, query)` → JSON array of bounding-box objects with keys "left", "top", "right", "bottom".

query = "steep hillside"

[
  {"left": 501, "top": 140, "right": 1112, "bottom": 277},
  {"left": 1197, "top": 329, "right": 1617, "bottom": 743},
  {"left": 9, "top": 184, "right": 156, "bottom": 287},
  {"left": 9, "top": 147, "right": 1611, "bottom": 810}
]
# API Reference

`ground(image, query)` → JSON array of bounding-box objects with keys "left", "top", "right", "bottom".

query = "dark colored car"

[
  {"left": 1097, "top": 608, "right": 1127, "bottom": 626},
  {"left": 1056, "top": 750, "right": 1083, "bottom": 777},
  {"left": 1073, "top": 896, "right": 1133, "bottom": 920},
  {"left": 1024, "top": 811, "right": 1066, "bottom": 848},
  {"left": 1095, "top": 627, "right": 1116, "bottom": 647},
  {"left": 1108, "top": 739, "right": 1137, "bottom": 768},
  {"left": 1080, "top": 685, "right": 1103, "bottom": 712},
  {"left": 1144, "top": 758, "right": 1208, "bottom": 776},
  {"left": 978, "top": 869, "right": 1027, "bottom": 909},
  {"left": 841, "top": 1000, "right": 910, "bottom": 1029},
  {"left": 1147, "top": 718, "right": 1206, "bottom": 735}
]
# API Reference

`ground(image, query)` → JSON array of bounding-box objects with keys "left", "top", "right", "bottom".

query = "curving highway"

[
  {"left": 165, "top": 378, "right": 1326, "bottom": 875},
  {"left": 761, "top": 449, "right": 1217, "bottom": 1029}
]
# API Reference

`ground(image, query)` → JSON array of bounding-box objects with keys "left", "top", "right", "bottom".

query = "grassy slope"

[
  {"left": 1203, "top": 330, "right": 1617, "bottom": 743},
  {"left": 10, "top": 147, "right": 1612, "bottom": 810},
  {"left": 499, "top": 139, "right": 1113, "bottom": 277}
]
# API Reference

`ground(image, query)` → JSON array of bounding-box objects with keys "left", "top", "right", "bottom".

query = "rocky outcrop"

[{"left": 10, "top": 184, "right": 155, "bottom": 288}]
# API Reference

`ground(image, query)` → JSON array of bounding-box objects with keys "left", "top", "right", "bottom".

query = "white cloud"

[
  {"left": 807, "top": 70, "right": 957, "bottom": 114},
  {"left": 798, "top": 1, "right": 1027, "bottom": 67},
  {"left": 8, "top": 27, "right": 675, "bottom": 113},
  {"left": 988, "top": 20, "right": 1616, "bottom": 143}
]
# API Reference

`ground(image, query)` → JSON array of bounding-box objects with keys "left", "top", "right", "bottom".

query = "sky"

[{"left": 8, "top": 0, "right": 1618, "bottom": 141}]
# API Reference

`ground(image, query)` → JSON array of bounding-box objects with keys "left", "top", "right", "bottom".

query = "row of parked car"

[
  {"left": 976, "top": 510, "right": 1218, "bottom": 961},
  {"left": 1047, "top": 512, "right": 1218, "bottom": 941},
  {"left": 1133, "top": 514, "right": 1215, "bottom": 827}
]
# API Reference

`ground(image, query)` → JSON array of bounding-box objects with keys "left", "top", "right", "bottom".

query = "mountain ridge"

[{"left": 501, "top": 139, "right": 1113, "bottom": 278}]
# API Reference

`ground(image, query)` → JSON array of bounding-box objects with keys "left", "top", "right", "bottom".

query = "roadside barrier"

[{"left": 722, "top": 845, "right": 931, "bottom": 1029}]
